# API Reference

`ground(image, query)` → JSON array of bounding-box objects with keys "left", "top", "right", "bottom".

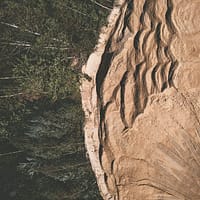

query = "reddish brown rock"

[{"left": 81, "top": 0, "right": 200, "bottom": 199}]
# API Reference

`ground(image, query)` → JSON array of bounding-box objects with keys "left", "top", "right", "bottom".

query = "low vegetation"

[{"left": 0, "top": 0, "right": 114, "bottom": 199}]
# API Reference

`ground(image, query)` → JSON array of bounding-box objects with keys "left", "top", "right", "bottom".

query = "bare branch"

[
  {"left": 0, "top": 42, "right": 71, "bottom": 50},
  {"left": 0, "top": 93, "right": 24, "bottom": 98},
  {"left": 0, "top": 151, "right": 23, "bottom": 157},
  {"left": 90, "top": 0, "right": 112, "bottom": 11},
  {"left": 0, "top": 21, "right": 40, "bottom": 36},
  {"left": 0, "top": 76, "right": 24, "bottom": 80},
  {"left": 0, "top": 22, "right": 65, "bottom": 42},
  {"left": 1, "top": 42, "right": 31, "bottom": 47}
]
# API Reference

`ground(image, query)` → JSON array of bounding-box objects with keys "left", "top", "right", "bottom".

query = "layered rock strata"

[{"left": 81, "top": 0, "right": 200, "bottom": 199}]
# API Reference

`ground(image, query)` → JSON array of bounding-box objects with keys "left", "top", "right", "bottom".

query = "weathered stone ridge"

[{"left": 81, "top": 0, "right": 200, "bottom": 199}]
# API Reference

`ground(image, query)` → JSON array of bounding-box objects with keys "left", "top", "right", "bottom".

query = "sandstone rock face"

[{"left": 81, "top": 0, "right": 200, "bottom": 199}]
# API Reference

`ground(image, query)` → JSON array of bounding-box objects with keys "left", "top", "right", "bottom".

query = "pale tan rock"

[{"left": 81, "top": 0, "right": 200, "bottom": 199}]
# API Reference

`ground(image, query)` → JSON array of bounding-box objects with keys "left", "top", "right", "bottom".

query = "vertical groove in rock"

[
  {"left": 119, "top": 71, "right": 129, "bottom": 129},
  {"left": 81, "top": 0, "right": 200, "bottom": 199}
]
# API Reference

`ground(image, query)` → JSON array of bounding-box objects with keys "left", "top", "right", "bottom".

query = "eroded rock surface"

[{"left": 81, "top": 0, "right": 200, "bottom": 199}]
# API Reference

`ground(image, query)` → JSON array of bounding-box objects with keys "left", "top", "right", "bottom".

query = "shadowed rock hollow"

[{"left": 81, "top": 0, "right": 200, "bottom": 199}]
